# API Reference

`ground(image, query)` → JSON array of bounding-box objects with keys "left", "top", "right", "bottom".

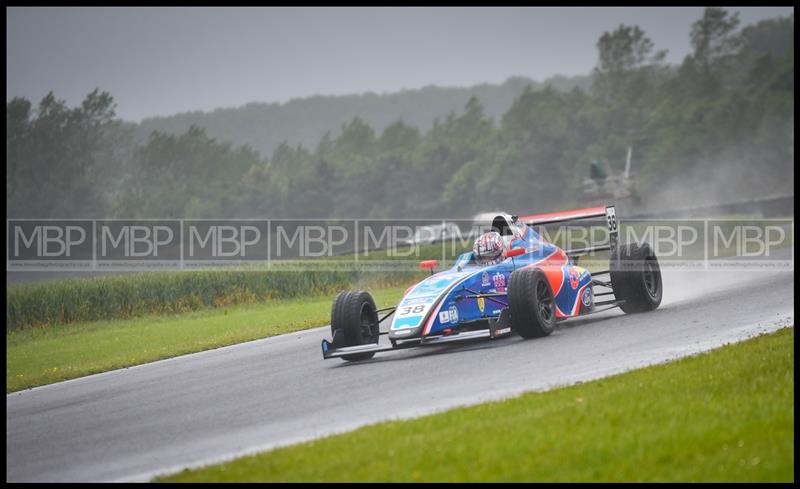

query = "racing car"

[{"left": 321, "top": 205, "right": 662, "bottom": 361}]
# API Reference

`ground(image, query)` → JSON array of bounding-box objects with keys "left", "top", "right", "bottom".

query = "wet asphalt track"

[{"left": 6, "top": 255, "right": 794, "bottom": 482}]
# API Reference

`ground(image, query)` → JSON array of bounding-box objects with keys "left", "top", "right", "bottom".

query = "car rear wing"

[{"left": 518, "top": 205, "right": 619, "bottom": 257}]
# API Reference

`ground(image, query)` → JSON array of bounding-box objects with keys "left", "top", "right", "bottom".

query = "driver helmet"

[{"left": 473, "top": 231, "right": 505, "bottom": 263}]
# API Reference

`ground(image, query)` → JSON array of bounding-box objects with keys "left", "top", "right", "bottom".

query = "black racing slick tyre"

[
  {"left": 610, "top": 242, "right": 663, "bottom": 314},
  {"left": 508, "top": 268, "right": 557, "bottom": 339},
  {"left": 330, "top": 290, "right": 380, "bottom": 361}
]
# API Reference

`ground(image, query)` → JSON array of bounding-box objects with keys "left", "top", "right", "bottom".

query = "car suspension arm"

[{"left": 458, "top": 287, "right": 509, "bottom": 308}]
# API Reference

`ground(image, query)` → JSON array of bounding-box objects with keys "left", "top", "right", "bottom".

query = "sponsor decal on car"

[
  {"left": 448, "top": 305, "right": 459, "bottom": 323},
  {"left": 477, "top": 296, "right": 485, "bottom": 313},
  {"left": 439, "top": 311, "right": 450, "bottom": 323},
  {"left": 492, "top": 272, "right": 506, "bottom": 293},
  {"left": 481, "top": 271, "right": 490, "bottom": 287},
  {"left": 391, "top": 316, "right": 422, "bottom": 329},
  {"left": 568, "top": 267, "right": 580, "bottom": 289},
  {"left": 401, "top": 296, "right": 435, "bottom": 306},
  {"left": 582, "top": 287, "right": 593, "bottom": 306}
]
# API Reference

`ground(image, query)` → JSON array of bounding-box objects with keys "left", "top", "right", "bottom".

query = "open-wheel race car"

[{"left": 321, "top": 205, "right": 662, "bottom": 361}]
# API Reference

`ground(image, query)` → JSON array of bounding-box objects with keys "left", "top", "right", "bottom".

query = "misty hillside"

[
  {"left": 134, "top": 74, "right": 592, "bottom": 158},
  {"left": 7, "top": 10, "right": 793, "bottom": 220}
]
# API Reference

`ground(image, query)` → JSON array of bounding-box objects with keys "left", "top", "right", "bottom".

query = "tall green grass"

[
  {"left": 6, "top": 268, "right": 421, "bottom": 331},
  {"left": 5, "top": 239, "right": 462, "bottom": 331}
]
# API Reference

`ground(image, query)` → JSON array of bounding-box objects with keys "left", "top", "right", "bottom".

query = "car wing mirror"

[
  {"left": 507, "top": 246, "right": 525, "bottom": 267},
  {"left": 420, "top": 259, "right": 439, "bottom": 275},
  {"left": 506, "top": 247, "right": 525, "bottom": 258}
]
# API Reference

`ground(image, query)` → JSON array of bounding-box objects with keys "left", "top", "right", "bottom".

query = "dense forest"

[{"left": 7, "top": 9, "right": 794, "bottom": 220}]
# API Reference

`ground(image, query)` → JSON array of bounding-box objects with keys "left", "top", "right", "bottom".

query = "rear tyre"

[
  {"left": 330, "top": 290, "right": 380, "bottom": 361},
  {"left": 508, "top": 268, "right": 557, "bottom": 338},
  {"left": 610, "top": 243, "right": 662, "bottom": 313}
]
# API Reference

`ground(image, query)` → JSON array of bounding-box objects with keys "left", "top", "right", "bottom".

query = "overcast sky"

[{"left": 6, "top": 6, "right": 794, "bottom": 122}]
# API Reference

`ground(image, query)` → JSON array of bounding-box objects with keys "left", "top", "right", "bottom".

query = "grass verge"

[
  {"left": 6, "top": 287, "right": 406, "bottom": 393},
  {"left": 160, "top": 327, "right": 794, "bottom": 482},
  {"left": 6, "top": 268, "right": 422, "bottom": 330}
]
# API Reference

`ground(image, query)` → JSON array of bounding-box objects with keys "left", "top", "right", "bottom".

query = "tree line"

[
  {"left": 6, "top": 8, "right": 793, "bottom": 220},
  {"left": 134, "top": 74, "right": 592, "bottom": 159}
]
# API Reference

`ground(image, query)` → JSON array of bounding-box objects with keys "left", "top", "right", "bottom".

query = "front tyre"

[
  {"left": 331, "top": 290, "right": 380, "bottom": 361},
  {"left": 610, "top": 243, "right": 663, "bottom": 313},
  {"left": 508, "top": 268, "right": 557, "bottom": 338}
]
